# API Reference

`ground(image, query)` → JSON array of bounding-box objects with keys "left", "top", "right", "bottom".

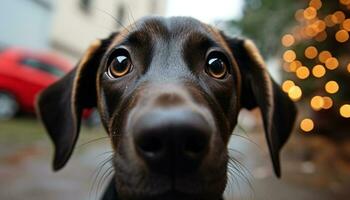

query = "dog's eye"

[
  {"left": 108, "top": 55, "right": 133, "bottom": 78},
  {"left": 205, "top": 56, "right": 227, "bottom": 79}
]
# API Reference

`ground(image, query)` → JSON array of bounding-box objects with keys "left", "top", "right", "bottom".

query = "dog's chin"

[
  {"left": 115, "top": 173, "right": 226, "bottom": 200},
  {"left": 115, "top": 170, "right": 226, "bottom": 200}
]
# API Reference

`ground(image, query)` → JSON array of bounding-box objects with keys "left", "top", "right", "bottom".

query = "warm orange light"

[
  {"left": 325, "top": 81, "right": 339, "bottom": 94},
  {"left": 300, "top": 118, "right": 314, "bottom": 132},
  {"left": 332, "top": 11, "right": 346, "bottom": 24},
  {"left": 304, "top": 46, "right": 318, "bottom": 59},
  {"left": 281, "top": 34, "right": 295, "bottom": 47},
  {"left": 289, "top": 60, "right": 302, "bottom": 72},
  {"left": 342, "top": 19, "right": 350, "bottom": 31},
  {"left": 319, "top": 51, "right": 332, "bottom": 63},
  {"left": 283, "top": 50, "right": 296, "bottom": 62},
  {"left": 340, "top": 0, "right": 350, "bottom": 5},
  {"left": 304, "top": 7, "right": 317, "bottom": 20},
  {"left": 322, "top": 96, "right": 333, "bottom": 109},
  {"left": 315, "top": 20, "right": 326, "bottom": 32},
  {"left": 305, "top": 25, "right": 318, "bottom": 37},
  {"left": 295, "top": 9, "right": 305, "bottom": 22},
  {"left": 312, "top": 64, "right": 326, "bottom": 78},
  {"left": 288, "top": 85, "right": 302, "bottom": 101},
  {"left": 335, "top": 30, "right": 349, "bottom": 42},
  {"left": 310, "top": 96, "right": 324, "bottom": 111},
  {"left": 325, "top": 57, "right": 339, "bottom": 70},
  {"left": 347, "top": 63, "right": 350, "bottom": 72},
  {"left": 325, "top": 15, "right": 336, "bottom": 27},
  {"left": 296, "top": 66, "right": 310, "bottom": 79},
  {"left": 309, "top": 0, "right": 322, "bottom": 10},
  {"left": 315, "top": 31, "right": 327, "bottom": 42},
  {"left": 282, "top": 80, "right": 295, "bottom": 93},
  {"left": 340, "top": 104, "right": 350, "bottom": 118}
]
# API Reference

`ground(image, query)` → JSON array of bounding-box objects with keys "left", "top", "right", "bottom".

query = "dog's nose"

[{"left": 133, "top": 108, "right": 211, "bottom": 174}]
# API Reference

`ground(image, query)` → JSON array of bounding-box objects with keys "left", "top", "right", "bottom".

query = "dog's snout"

[{"left": 133, "top": 109, "right": 211, "bottom": 174}]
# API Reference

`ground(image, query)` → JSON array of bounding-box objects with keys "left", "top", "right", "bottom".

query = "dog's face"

[{"left": 37, "top": 17, "right": 296, "bottom": 200}]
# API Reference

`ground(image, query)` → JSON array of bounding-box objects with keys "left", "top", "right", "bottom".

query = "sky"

[{"left": 166, "top": 0, "right": 244, "bottom": 23}]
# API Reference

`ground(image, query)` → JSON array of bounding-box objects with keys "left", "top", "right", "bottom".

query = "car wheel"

[{"left": 0, "top": 92, "right": 19, "bottom": 120}]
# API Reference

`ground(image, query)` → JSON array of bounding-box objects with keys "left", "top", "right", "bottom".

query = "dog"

[{"left": 36, "top": 16, "right": 297, "bottom": 200}]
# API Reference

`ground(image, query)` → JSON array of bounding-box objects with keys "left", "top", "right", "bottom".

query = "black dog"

[{"left": 36, "top": 16, "right": 296, "bottom": 200}]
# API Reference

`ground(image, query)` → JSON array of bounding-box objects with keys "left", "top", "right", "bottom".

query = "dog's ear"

[
  {"left": 224, "top": 36, "right": 297, "bottom": 177},
  {"left": 36, "top": 35, "right": 114, "bottom": 171}
]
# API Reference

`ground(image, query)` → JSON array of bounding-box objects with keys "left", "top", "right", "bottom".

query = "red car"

[{"left": 0, "top": 47, "right": 95, "bottom": 121}]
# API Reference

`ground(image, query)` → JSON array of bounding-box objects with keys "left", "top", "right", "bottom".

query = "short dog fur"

[{"left": 36, "top": 16, "right": 296, "bottom": 200}]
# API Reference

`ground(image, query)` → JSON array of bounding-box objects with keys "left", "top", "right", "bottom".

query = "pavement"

[{"left": 0, "top": 118, "right": 349, "bottom": 200}]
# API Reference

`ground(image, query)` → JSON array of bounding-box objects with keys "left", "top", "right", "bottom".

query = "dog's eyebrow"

[{"left": 184, "top": 32, "right": 217, "bottom": 50}]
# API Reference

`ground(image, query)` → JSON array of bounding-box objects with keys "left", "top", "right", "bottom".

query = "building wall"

[
  {"left": 50, "top": 0, "right": 166, "bottom": 61},
  {"left": 0, "top": 0, "right": 54, "bottom": 50}
]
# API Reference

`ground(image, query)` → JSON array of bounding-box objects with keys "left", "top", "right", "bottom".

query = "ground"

[{"left": 0, "top": 117, "right": 349, "bottom": 200}]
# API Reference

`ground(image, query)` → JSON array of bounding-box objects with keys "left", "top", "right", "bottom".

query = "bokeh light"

[
  {"left": 332, "top": 11, "right": 346, "bottom": 24},
  {"left": 325, "top": 57, "right": 339, "bottom": 70},
  {"left": 325, "top": 81, "right": 339, "bottom": 94},
  {"left": 340, "top": 104, "right": 350, "bottom": 118},
  {"left": 312, "top": 64, "right": 326, "bottom": 78},
  {"left": 296, "top": 66, "right": 310, "bottom": 79},
  {"left": 309, "top": 0, "right": 322, "bottom": 10},
  {"left": 347, "top": 63, "right": 350, "bottom": 72},
  {"left": 304, "top": 7, "right": 317, "bottom": 20},
  {"left": 283, "top": 50, "right": 296, "bottom": 62},
  {"left": 335, "top": 29, "right": 349, "bottom": 42},
  {"left": 300, "top": 118, "right": 314, "bottom": 132},
  {"left": 310, "top": 95, "right": 324, "bottom": 111},
  {"left": 342, "top": 19, "right": 350, "bottom": 31},
  {"left": 322, "top": 96, "right": 333, "bottom": 109},
  {"left": 281, "top": 34, "right": 295, "bottom": 47},
  {"left": 305, "top": 46, "right": 318, "bottom": 59},
  {"left": 288, "top": 85, "right": 302, "bottom": 101},
  {"left": 282, "top": 80, "right": 295, "bottom": 92},
  {"left": 318, "top": 51, "right": 332, "bottom": 63}
]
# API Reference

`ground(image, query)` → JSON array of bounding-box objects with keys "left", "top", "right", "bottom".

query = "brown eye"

[
  {"left": 205, "top": 56, "right": 227, "bottom": 79},
  {"left": 108, "top": 55, "right": 133, "bottom": 78}
]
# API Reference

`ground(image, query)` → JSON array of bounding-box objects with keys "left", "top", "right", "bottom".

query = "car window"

[{"left": 21, "top": 58, "right": 65, "bottom": 77}]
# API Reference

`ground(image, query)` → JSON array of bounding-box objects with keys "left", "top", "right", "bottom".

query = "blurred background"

[{"left": 0, "top": 0, "right": 349, "bottom": 199}]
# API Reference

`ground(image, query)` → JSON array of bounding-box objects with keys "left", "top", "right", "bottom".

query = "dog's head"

[{"left": 36, "top": 17, "right": 296, "bottom": 200}]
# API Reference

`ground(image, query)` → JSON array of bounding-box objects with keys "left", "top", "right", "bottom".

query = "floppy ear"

[
  {"left": 36, "top": 36, "right": 113, "bottom": 171},
  {"left": 225, "top": 37, "right": 297, "bottom": 177}
]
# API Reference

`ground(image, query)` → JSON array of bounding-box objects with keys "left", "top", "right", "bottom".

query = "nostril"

[
  {"left": 137, "top": 135, "right": 164, "bottom": 158},
  {"left": 183, "top": 133, "right": 209, "bottom": 158}
]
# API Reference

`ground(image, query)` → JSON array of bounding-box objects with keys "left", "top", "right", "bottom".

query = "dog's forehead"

[{"left": 109, "top": 16, "right": 229, "bottom": 50}]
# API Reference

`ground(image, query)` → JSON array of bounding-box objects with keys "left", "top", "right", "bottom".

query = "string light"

[
  {"left": 283, "top": 50, "right": 296, "bottom": 62},
  {"left": 310, "top": 96, "right": 324, "bottom": 111},
  {"left": 325, "top": 57, "right": 339, "bottom": 70},
  {"left": 305, "top": 46, "right": 318, "bottom": 59},
  {"left": 296, "top": 66, "right": 310, "bottom": 79},
  {"left": 289, "top": 60, "right": 302, "bottom": 72},
  {"left": 340, "top": 104, "right": 350, "bottom": 118},
  {"left": 325, "top": 81, "right": 339, "bottom": 94},
  {"left": 300, "top": 118, "right": 314, "bottom": 132},
  {"left": 332, "top": 11, "right": 346, "bottom": 24},
  {"left": 318, "top": 51, "right": 332, "bottom": 63},
  {"left": 282, "top": 80, "right": 295, "bottom": 92},
  {"left": 312, "top": 64, "right": 326, "bottom": 78},
  {"left": 342, "top": 19, "right": 350, "bottom": 31},
  {"left": 335, "top": 29, "right": 349, "bottom": 42},
  {"left": 309, "top": 0, "right": 322, "bottom": 10},
  {"left": 340, "top": 0, "right": 350, "bottom": 6},
  {"left": 281, "top": 34, "right": 295, "bottom": 47},
  {"left": 288, "top": 85, "right": 302, "bottom": 101},
  {"left": 304, "top": 7, "right": 317, "bottom": 20},
  {"left": 322, "top": 96, "right": 333, "bottom": 109}
]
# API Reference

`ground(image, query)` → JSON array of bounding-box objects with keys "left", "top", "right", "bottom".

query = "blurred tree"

[{"left": 230, "top": 0, "right": 350, "bottom": 139}]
